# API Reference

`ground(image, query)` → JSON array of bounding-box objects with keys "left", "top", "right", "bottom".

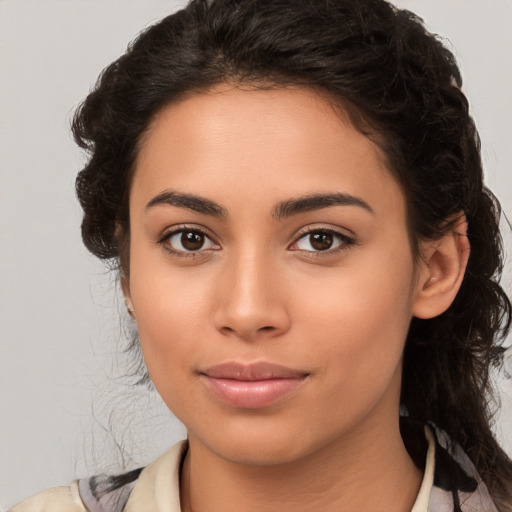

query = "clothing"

[{"left": 9, "top": 424, "right": 499, "bottom": 512}]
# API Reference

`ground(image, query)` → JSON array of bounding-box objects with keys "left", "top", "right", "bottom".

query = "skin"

[{"left": 124, "top": 86, "right": 468, "bottom": 511}]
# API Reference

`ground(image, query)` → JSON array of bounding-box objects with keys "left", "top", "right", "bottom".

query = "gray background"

[{"left": 0, "top": 1, "right": 511, "bottom": 509}]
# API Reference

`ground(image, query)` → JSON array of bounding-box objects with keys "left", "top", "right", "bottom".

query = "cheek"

[
  {"left": 292, "top": 247, "right": 415, "bottom": 379},
  {"left": 295, "top": 274, "right": 412, "bottom": 428},
  {"left": 127, "top": 254, "right": 214, "bottom": 380}
]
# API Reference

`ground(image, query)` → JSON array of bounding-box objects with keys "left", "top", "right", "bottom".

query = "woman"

[{"left": 10, "top": 0, "right": 512, "bottom": 510}]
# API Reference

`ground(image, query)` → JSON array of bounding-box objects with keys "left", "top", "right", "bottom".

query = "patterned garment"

[
  {"left": 76, "top": 422, "right": 498, "bottom": 512},
  {"left": 10, "top": 421, "right": 500, "bottom": 511},
  {"left": 425, "top": 426, "right": 498, "bottom": 512}
]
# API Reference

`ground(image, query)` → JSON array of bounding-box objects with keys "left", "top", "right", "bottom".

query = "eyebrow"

[
  {"left": 272, "top": 193, "right": 374, "bottom": 219},
  {"left": 146, "top": 190, "right": 227, "bottom": 218},
  {"left": 146, "top": 190, "right": 373, "bottom": 220}
]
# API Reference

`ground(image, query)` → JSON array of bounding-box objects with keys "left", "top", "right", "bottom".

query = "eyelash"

[
  {"left": 289, "top": 227, "right": 356, "bottom": 256},
  {"left": 157, "top": 225, "right": 355, "bottom": 258},
  {"left": 158, "top": 225, "right": 219, "bottom": 259}
]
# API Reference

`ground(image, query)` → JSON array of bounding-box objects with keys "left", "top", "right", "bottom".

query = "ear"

[
  {"left": 116, "top": 221, "right": 135, "bottom": 318},
  {"left": 121, "top": 272, "right": 135, "bottom": 319},
  {"left": 412, "top": 215, "right": 470, "bottom": 319}
]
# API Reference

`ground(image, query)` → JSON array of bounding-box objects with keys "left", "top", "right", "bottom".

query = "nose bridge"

[{"left": 214, "top": 245, "right": 289, "bottom": 340}]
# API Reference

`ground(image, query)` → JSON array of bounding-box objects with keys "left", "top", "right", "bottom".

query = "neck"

[{"left": 180, "top": 415, "right": 422, "bottom": 512}]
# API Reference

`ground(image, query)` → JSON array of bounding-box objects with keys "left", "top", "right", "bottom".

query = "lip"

[{"left": 200, "top": 362, "right": 309, "bottom": 409}]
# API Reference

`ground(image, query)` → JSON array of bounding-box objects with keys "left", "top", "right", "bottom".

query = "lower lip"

[{"left": 202, "top": 376, "right": 305, "bottom": 409}]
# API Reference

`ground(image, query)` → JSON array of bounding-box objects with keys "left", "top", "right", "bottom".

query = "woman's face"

[{"left": 125, "top": 86, "right": 424, "bottom": 465}]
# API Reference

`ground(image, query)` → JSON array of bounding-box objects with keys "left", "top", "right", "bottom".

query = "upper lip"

[{"left": 202, "top": 362, "right": 308, "bottom": 381}]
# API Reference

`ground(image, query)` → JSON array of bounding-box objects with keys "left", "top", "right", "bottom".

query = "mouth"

[{"left": 200, "top": 362, "right": 309, "bottom": 409}]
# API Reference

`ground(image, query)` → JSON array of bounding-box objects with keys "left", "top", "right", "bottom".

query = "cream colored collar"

[
  {"left": 125, "top": 441, "right": 187, "bottom": 512},
  {"left": 123, "top": 432, "right": 435, "bottom": 512}
]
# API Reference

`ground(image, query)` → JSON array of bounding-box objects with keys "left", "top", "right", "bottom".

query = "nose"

[{"left": 213, "top": 252, "right": 291, "bottom": 341}]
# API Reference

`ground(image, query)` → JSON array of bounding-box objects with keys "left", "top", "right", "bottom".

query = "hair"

[{"left": 72, "top": 0, "right": 512, "bottom": 507}]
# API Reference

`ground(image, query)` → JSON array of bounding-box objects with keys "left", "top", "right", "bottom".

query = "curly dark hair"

[{"left": 72, "top": 0, "right": 512, "bottom": 507}]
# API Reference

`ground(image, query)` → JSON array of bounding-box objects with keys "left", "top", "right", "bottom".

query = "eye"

[
  {"left": 162, "top": 228, "right": 220, "bottom": 255},
  {"left": 291, "top": 229, "right": 354, "bottom": 253}
]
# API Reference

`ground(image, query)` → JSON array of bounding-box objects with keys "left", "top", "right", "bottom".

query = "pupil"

[
  {"left": 311, "top": 232, "right": 333, "bottom": 251},
  {"left": 181, "top": 231, "right": 204, "bottom": 251}
]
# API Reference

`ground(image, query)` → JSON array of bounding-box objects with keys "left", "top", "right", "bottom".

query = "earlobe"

[
  {"left": 121, "top": 274, "right": 136, "bottom": 319},
  {"left": 125, "top": 299, "right": 135, "bottom": 319},
  {"left": 412, "top": 215, "right": 470, "bottom": 320},
  {"left": 115, "top": 221, "right": 135, "bottom": 318}
]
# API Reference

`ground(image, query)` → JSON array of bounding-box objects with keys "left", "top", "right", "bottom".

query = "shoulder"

[
  {"left": 9, "top": 468, "right": 144, "bottom": 512},
  {"left": 426, "top": 424, "right": 500, "bottom": 512},
  {"left": 9, "top": 481, "right": 86, "bottom": 512},
  {"left": 8, "top": 441, "right": 188, "bottom": 512}
]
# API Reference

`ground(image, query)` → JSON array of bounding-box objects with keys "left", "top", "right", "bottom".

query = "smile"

[{"left": 200, "top": 362, "right": 309, "bottom": 409}]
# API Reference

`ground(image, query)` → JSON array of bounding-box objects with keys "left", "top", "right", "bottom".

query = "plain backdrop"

[{"left": 0, "top": 1, "right": 511, "bottom": 509}]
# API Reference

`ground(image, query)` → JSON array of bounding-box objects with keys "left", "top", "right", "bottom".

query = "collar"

[{"left": 79, "top": 425, "right": 498, "bottom": 512}]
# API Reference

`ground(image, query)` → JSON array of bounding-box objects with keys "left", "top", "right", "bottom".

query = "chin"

[{"left": 186, "top": 413, "right": 348, "bottom": 468}]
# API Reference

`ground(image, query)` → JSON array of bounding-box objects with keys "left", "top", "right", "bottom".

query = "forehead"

[{"left": 132, "top": 86, "right": 405, "bottom": 220}]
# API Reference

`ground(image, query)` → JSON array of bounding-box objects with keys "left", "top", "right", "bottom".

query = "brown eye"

[
  {"left": 181, "top": 231, "right": 205, "bottom": 251},
  {"left": 309, "top": 232, "right": 333, "bottom": 251},
  {"left": 291, "top": 229, "right": 353, "bottom": 253},
  {"left": 165, "top": 229, "right": 219, "bottom": 254}
]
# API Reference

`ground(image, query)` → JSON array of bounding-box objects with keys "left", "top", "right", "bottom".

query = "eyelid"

[
  {"left": 157, "top": 224, "right": 221, "bottom": 257},
  {"left": 288, "top": 225, "right": 356, "bottom": 253}
]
